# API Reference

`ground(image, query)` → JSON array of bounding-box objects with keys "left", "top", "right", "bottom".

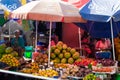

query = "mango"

[
  {"left": 61, "top": 58, "right": 67, "bottom": 63},
  {"left": 64, "top": 52, "right": 71, "bottom": 59},
  {"left": 68, "top": 57, "right": 74, "bottom": 64}
]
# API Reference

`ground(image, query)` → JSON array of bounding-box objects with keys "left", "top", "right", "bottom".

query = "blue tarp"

[{"left": 75, "top": 21, "right": 120, "bottom": 38}]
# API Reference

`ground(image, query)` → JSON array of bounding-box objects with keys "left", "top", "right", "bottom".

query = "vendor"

[{"left": 11, "top": 30, "right": 25, "bottom": 56}]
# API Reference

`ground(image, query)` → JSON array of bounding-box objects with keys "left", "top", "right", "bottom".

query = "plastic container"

[
  {"left": 25, "top": 46, "right": 33, "bottom": 51},
  {"left": 95, "top": 51, "right": 111, "bottom": 59},
  {"left": 24, "top": 46, "right": 33, "bottom": 59},
  {"left": 116, "top": 73, "right": 120, "bottom": 80},
  {"left": 24, "top": 52, "right": 32, "bottom": 58}
]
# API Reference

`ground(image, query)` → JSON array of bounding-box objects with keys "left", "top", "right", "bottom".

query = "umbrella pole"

[
  {"left": 78, "top": 28, "right": 82, "bottom": 56},
  {"left": 48, "top": 21, "right": 52, "bottom": 67},
  {"left": 35, "top": 21, "right": 38, "bottom": 50},
  {"left": 110, "top": 19, "right": 115, "bottom": 60},
  {"left": 9, "top": 21, "right": 10, "bottom": 41}
]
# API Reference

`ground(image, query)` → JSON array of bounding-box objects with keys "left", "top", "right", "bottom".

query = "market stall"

[
  {"left": 11, "top": 0, "right": 86, "bottom": 66},
  {"left": 79, "top": 0, "right": 120, "bottom": 61},
  {"left": 0, "top": 0, "right": 120, "bottom": 80}
]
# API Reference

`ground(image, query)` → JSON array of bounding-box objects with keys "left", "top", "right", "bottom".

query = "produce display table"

[
  {"left": 0, "top": 41, "right": 118, "bottom": 80},
  {"left": 92, "top": 65, "right": 117, "bottom": 80},
  {"left": 0, "top": 69, "right": 59, "bottom": 80}
]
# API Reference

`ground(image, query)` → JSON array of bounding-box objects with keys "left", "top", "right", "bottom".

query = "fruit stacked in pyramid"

[{"left": 50, "top": 41, "right": 81, "bottom": 64}]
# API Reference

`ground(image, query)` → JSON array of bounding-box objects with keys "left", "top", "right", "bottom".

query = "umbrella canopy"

[
  {"left": 11, "top": 0, "right": 86, "bottom": 23},
  {"left": 2, "top": 20, "right": 24, "bottom": 35},
  {"left": 79, "top": 0, "right": 120, "bottom": 60},
  {"left": 80, "top": 0, "right": 120, "bottom": 22},
  {"left": 63, "top": 0, "right": 89, "bottom": 8}
]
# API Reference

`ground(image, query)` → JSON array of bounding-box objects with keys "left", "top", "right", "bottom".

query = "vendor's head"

[{"left": 14, "top": 30, "right": 20, "bottom": 37}]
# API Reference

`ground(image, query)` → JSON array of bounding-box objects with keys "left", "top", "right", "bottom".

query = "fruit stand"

[{"left": 0, "top": 41, "right": 118, "bottom": 80}]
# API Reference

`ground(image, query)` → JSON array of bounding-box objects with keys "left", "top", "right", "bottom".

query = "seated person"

[{"left": 11, "top": 30, "right": 25, "bottom": 56}]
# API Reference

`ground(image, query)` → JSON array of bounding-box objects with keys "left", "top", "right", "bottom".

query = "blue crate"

[{"left": 95, "top": 51, "right": 111, "bottom": 59}]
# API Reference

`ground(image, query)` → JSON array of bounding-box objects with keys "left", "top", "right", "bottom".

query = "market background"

[{"left": 0, "top": 0, "right": 119, "bottom": 80}]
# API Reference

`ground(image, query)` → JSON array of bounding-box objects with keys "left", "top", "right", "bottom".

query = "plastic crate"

[{"left": 95, "top": 51, "right": 111, "bottom": 59}]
